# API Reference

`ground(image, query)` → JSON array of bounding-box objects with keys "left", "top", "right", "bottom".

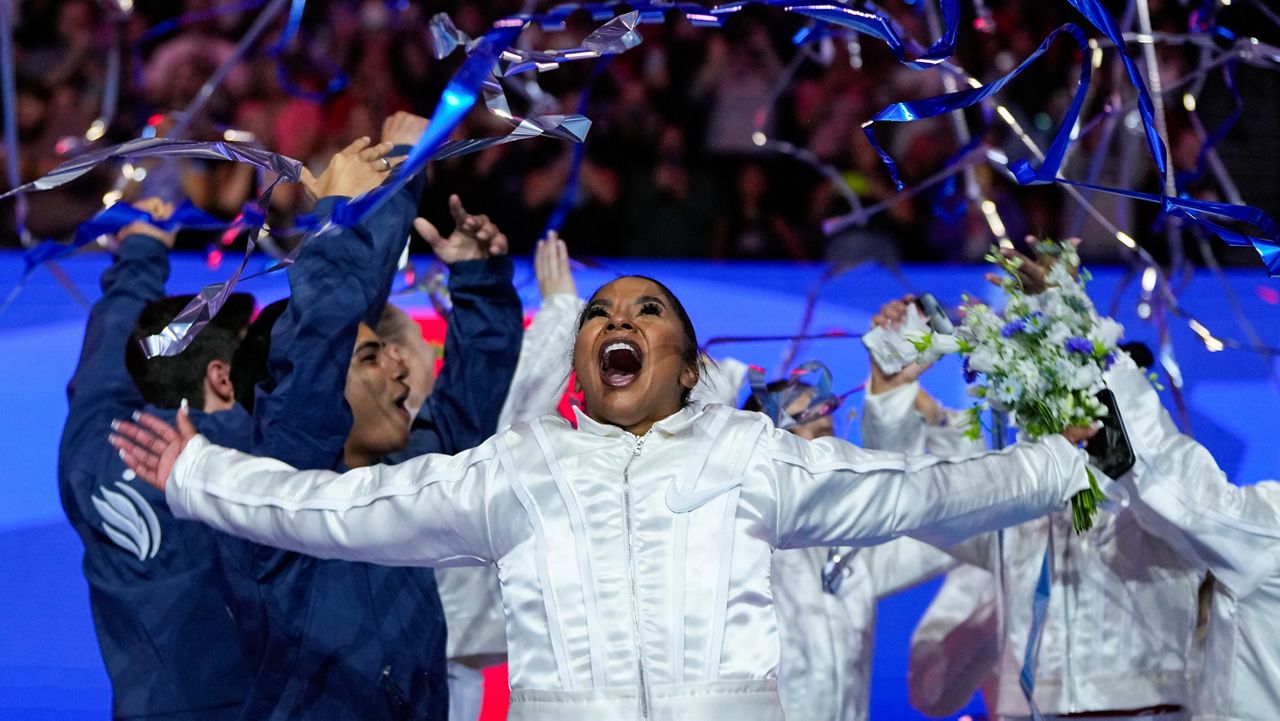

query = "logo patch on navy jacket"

[{"left": 92, "top": 479, "right": 162, "bottom": 561}]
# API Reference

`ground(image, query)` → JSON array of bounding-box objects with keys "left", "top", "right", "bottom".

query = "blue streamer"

[
  {"left": 863, "top": 23, "right": 1092, "bottom": 191},
  {"left": 861, "top": 0, "right": 1280, "bottom": 273},
  {"left": 265, "top": 0, "right": 349, "bottom": 103},
  {"left": 1176, "top": 61, "right": 1243, "bottom": 190},
  {"left": 0, "top": 0, "right": 29, "bottom": 246},
  {"left": 20, "top": 201, "right": 251, "bottom": 273},
  {"left": 335, "top": 22, "right": 524, "bottom": 226},
  {"left": 786, "top": 0, "right": 959, "bottom": 69},
  {"left": 543, "top": 59, "right": 611, "bottom": 237},
  {"left": 1019, "top": 544, "right": 1054, "bottom": 721}
]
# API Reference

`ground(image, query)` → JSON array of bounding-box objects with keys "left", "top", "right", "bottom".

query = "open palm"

[{"left": 109, "top": 409, "right": 197, "bottom": 493}]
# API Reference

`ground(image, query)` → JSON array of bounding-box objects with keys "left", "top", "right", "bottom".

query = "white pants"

[{"left": 447, "top": 661, "right": 486, "bottom": 721}]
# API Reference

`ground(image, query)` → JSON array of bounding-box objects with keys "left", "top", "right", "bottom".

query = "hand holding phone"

[{"left": 1085, "top": 388, "right": 1136, "bottom": 478}]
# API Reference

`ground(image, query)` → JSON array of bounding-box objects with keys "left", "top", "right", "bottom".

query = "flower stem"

[{"left": 1071, "top": 467, "right": 1105, "bottom": 533}]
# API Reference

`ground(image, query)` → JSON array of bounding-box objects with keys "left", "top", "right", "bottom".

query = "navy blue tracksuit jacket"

[
  {"left": 58, "top": 234, "right": 254, "bottom": 720},
  {"left": 218, "top": 173, "right": 522, "bottom": 720}
]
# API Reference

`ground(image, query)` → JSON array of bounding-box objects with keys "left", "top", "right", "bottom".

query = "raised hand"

[
  {"left": 300, "top": 137, "right": 397, "bottom": 201},
  {"left": 412, "top": 194, "right": 508, "bottom": 265},
  {"left": 984, "top": 236, "right": 1083, "bottom": 294},
  {"left": 535, "top": 230, "right": 576, "bottom": 300},
  {"left": 1061, "top": 424, "right": 1099, "bottom": 445},
  {"left": 381, "top": 111, "right": 429, "bottom": 147},
  {"left": 108, "top": 405, "right": 198, "bottom": 493},
  {"left": 868, "top": 294, "right": 932, "bottom": 393},
  {"left": 120, "top": 197, "right": 177, "bottom": 249}
]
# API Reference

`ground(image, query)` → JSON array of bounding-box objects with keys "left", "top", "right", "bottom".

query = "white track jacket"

[{"left": 164, "top": 403, "right": 1088, "bottom": 721}]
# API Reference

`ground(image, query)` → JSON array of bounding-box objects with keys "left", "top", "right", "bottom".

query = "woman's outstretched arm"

[
  {"left": 768, "top": 426, "right": 1089, "bottom": 550},
  {"left": 111, "top": 411, "right": 500, "bottom": 567}
]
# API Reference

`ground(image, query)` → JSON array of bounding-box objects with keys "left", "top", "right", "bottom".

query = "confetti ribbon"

[
  {"left": 543, "top": 58, "right": 611, "bottom": 237},
  {"left": 0, "top": 0, "right": 30, "bottom": 246},
  {"left": 862, "top": 0, "right": 1280, "bottom": 274},
  {"left": 19, "top": 201, "right": 231, "bottom": 271},
  {"left": 142, "top": 20, "right": 527, "bottom": 356},
  {"left": 265, "top": 0, "right": 348, "bottom": 103}
]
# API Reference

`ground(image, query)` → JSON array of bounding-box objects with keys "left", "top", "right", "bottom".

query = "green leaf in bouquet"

[{"left": 1071, "top": 467, "right": 1106, "bottom": 534}]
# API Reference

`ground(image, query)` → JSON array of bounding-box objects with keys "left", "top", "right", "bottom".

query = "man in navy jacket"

[
  {"left": 220, "top": 120, "right": 521, "bottom": 720},
  {"left": 59, "top": 197, "right": 256, "bottom": 719}
]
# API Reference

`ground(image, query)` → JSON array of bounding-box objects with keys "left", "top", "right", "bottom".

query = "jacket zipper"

[{"left": 623, "top": 432, "right": 651, "bottom": 720}]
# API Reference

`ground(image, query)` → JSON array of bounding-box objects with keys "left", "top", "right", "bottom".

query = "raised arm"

[
  {"left": 398, "top": 199, "right": 522, "bottom": 457},
  {"left": 769, "top": 426, "right": 1088, "bottom": 550},
  {"left": 499, "top": 233, "right": 582, "bottom": 428},
  {"left": 359, "top": 112, "right": 431, "bottom": 327},
  {"left": 65, "top": 199, "right": 175, "bottom": 423},
  {"left": 114, "top": 413, "right": 501, "bottom": 567},
  {"left": 1108, "top": 357, "right": 1280, "bottom": 597},
  {"left": 252, "top": 137, "right": 400, "bottom": 468}
]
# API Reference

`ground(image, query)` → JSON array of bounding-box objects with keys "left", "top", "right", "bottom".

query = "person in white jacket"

[
  {"left": 868, "top": 277, "right": 1203, "bottom": 720},
  {"left": 1104, "top": 348, "right": 1280, "bottom": 721},
  {"left": 110, "top": 274, "right": 1094, "bottom": 721},
  {"left": 423, "top": 233, "right": 585, "bottom": 721},
  {"left": 734, "top": 368, "right": 958, "bottom": 721}
]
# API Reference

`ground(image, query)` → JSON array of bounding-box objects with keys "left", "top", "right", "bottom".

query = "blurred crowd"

[{"left": 3, "top": 0, "right": 1277, "bottom": 265}]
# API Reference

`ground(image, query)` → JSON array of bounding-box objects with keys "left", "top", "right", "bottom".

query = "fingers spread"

[{"left": 135, "top": 412, "right": 180, "bottom": 444}]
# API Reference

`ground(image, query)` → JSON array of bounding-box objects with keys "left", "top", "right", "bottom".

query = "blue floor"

[{"left": 1, "top": 250, "right": 1275, "bottom": 718}]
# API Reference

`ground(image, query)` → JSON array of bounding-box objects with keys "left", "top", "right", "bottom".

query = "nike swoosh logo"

[{"left": 664, "top": 479, "right": 742, "bottom": 514}]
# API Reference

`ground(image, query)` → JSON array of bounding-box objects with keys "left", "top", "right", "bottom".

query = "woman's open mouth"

[{"left": 600, "top": 339, "right": 643, "bottom": 388}]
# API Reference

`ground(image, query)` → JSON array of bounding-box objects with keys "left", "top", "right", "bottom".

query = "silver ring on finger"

[{"left": 379, "top": 157, "right": 391, "bottom": 172}]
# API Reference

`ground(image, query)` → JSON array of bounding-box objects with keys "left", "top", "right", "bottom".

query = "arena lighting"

[
  {"left": 84, "top": 119, "right": 107, "bottom": 142},
  {"left": 1188, "top": 319, "right": 1226, "bottom": 352},
  {"left": 1142, "top": 266, "right": 1158, "bottom": 292},
  {"left": 980, "top": 199, "right": 1010, "bottom": 243}
]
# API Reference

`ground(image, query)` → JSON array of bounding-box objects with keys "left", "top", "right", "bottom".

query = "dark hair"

[
  {"left": 230, "top": 299, "right": 289, "bottom": 412},
  {"left": 124, "top": 294, "right": 255, "bottom": 410},
  {"left": 1119, "top": 340, "right": 1154, "bottom": 370},
  {"left": 578, "top": 275, "right": 704, "bottom": 406}
]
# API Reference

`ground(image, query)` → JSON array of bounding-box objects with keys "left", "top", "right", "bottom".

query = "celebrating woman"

[{"left": 111, "top": 275, "right": 1093, "bottom": 721}]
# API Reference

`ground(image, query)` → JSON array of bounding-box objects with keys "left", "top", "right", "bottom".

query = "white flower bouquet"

[{"left": 910, "top": 239, "right": 1119, "bottom": 532}]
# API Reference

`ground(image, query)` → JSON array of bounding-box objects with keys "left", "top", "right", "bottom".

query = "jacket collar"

[{"left": 572, "top": 403, "right": 710, "bottom": 439}]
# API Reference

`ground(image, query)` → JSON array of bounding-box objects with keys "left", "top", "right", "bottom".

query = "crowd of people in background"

[{"left": 7, "top": 0, "right": 1273, "bottom": 265}]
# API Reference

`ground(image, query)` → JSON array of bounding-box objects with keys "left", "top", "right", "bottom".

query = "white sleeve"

[
  {"left": 769, "top": 426, "right": 1088, "bottom": 550},
  {"left": 861, "top": 536, "right": 959, "bottom": 598},
  {"left": 690, "top": 356, "right": 749, "bottom": 407},
  {"left": 1128, "top": 437, "right": 1280, "bottom": 597},
  {"left": 862, "top": 381, "right": 984, "bottom": 458},
  {"left": 908, "top": 565, "right": 999, "bottom": 717},
  {"left": 498, "top": 294, "right": 584, "bottom": 428},
  {"left": 1106, "top": 357, "right": 1280, "bottom": 597},
  {"left": 926, "top": 407, "right": 985, "bottom": 458},
  {"left": 861, "top": 381, "right": 928, "bottom": 454},
  {"left": 166, "top": 433, "right": 501, "bottom": 567}
]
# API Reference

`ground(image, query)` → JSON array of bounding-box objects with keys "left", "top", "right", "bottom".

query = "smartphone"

[
  {"left": 1085, "top": 388, "right": 1136, "bottom": 478},
  {"left": 918, "top": 293, "right": 955, "bottom": 334}
]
